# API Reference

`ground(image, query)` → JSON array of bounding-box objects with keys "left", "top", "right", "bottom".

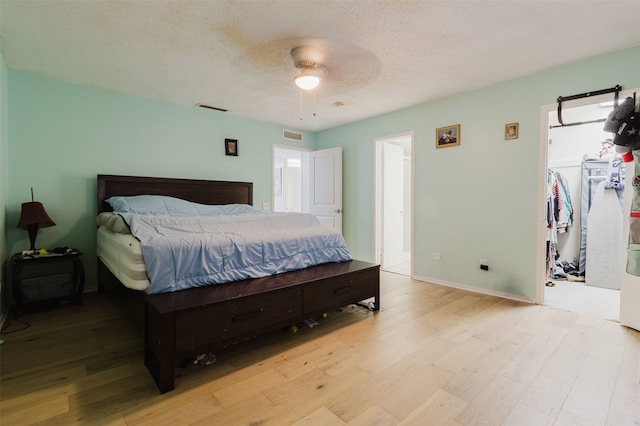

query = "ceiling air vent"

[
  {"left": 196, "top": 103, "right": 228, "bottom": 112},
  {"left": 283, "top": 129, "right": 303, "bottom": 142}
]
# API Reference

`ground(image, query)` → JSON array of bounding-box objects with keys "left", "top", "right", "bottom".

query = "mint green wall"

[
  {"left": 318, "top": 46, "right": 640, "bottom": 301},
  {"left": 6, "top": 72, "right": 315, "bottom": 291},
  {"left": 5, "top": 46, "right": 640, "bottom": 300},
  {"left": 1, "top": 52, "right": 8, "bottom": 312}
]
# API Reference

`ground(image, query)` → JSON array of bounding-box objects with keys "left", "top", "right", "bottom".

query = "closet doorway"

[
  {"left": 374, "top": 132, "right": 413, "bottom": 276},
  {"left": 542, "top": 96, "right": 623, "bottom": 321}
]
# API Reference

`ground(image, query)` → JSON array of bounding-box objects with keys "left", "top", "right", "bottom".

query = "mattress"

[
  {"left": 97, "top": 198, "right": 352, "bottom": 294},
  {"left": 97, "top": 226, "right": 150, "bottom": 291},
  {"left": 120, "top": 210, "right": 352, "bottom": 294}
]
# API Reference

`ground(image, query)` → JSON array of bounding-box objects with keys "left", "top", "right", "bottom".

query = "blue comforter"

[{"left": 119, "top": 210, "right": 352, "bottom": 294}]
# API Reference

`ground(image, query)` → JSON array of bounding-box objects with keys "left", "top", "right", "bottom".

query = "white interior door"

[
  {"left": 620, "top": 161, "right": 640, "bottom": 331},
  {"left": 305, "top": 147, "right": 343, "bottom": 232},
  {"left": 382, "top": 143, "right": 405, "bottom": 268}
]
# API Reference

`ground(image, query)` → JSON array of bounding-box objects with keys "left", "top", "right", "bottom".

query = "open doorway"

[
  {"left": 273, "top": 145, "right": 344, "bottom": 233},
  {"left": 542, "top": 95, "right": 624, "bottom": 321},
  {"left": 374, "top": 132, "right": 413, "bottom": 276},
  {"left": 273, "top": 145, "right": 308, "bottom": 213}
]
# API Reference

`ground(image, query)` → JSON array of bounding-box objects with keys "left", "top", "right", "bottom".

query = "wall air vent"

[
  {"left": 283, "top": 129, "right": 303, "bottom": 142},
  {"left": 197, "top": 103, "right": 228, "bottom": 112}
]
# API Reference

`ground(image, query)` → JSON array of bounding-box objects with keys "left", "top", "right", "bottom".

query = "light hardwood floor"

[{"left": 1, "top": 272, "right": 639, "bottom": 425}]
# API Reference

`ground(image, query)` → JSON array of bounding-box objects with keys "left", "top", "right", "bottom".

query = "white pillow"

[{"left": 105, "top": 195, "right": 259, "bottom": 216}]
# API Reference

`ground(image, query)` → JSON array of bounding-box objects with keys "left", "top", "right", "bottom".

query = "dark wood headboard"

[{"left": 97, "top": 174, "right": 253, "bottom": 213}]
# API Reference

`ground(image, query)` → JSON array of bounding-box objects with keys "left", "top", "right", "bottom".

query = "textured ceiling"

[{"left": 1, "top": 1, "right": 639, "bottom": 131}]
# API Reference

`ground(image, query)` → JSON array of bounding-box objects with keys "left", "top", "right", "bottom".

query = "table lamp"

[{"left": 16, "top": 188, "right": 56, "bottom": 251}]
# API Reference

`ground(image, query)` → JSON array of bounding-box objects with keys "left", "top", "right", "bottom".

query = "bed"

[{"left": 96, "top": 174, "right": 380, "bottom": 393}]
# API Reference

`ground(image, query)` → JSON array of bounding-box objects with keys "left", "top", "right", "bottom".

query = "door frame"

[
  {"left": 536, "top": 88, "right": 637, "bottom": 304},
  {"left": 374, "top": 131, "right": 414, "bottom": 274}
]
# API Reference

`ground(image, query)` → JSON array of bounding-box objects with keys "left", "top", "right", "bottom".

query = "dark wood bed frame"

[{"left": 96, "top": 174, "right": 380, "bottom": 393}]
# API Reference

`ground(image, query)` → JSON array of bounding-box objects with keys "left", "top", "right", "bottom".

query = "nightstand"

[{"left": 11, "top": 250, "right": 85, "bottom": 315}]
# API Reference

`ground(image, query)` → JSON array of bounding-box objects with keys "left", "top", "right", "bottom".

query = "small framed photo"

[
  {"left": 436, "top": 124, "right": 460, "bottom": 148},
  {"left": 505, "top": 123, "right": 519, "bottom": 140},
  {"left": 225, "top": 138, "right": 238, "bottom": 156}
]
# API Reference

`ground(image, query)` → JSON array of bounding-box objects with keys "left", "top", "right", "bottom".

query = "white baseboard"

[{"left": 411, "top": 274, "right": 536, "bottom": 304}]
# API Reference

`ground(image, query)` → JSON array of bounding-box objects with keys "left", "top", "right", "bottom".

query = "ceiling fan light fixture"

[
  {"left": 294, "top": 70, "right": 321, "bottom": 90},
  {"left": 290, "top": 46, "right": 327, "bottom": 119},
  {"left": 291, "top": 49, "right": 326, "bottom": 91}
]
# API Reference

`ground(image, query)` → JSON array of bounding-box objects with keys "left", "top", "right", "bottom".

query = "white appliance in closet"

[{"left": 581, "top": 160, "right": 624, "bottom": 289}]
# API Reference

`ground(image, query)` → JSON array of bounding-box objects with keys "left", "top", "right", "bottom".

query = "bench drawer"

[
  {"left": 175, "top": 303, "right": 232, "bottom": 356},
  {"left": 303, "top": 269, "right": 377, "bottom": 315},
  {"left": 228, "top": 287, "right": 301, "bottom": 337},
  {"left": 174, "top": 286, "right": 301, "bottom": 356}
]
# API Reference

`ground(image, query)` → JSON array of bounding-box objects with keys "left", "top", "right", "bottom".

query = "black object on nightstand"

[{"left": 11, "top": 249, "right": 85, "bottom": 316}]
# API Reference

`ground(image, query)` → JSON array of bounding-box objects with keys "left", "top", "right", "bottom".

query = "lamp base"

[{"left": 27, "top": 224, "right": 39, "bottom": 251}]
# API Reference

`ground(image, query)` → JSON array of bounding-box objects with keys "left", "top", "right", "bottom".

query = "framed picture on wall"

[
  {"left": 505, "top": 123, "right": 519, "bottom": 140},
  {"left": 436, "top": 124, "right": 460, "bottom": 148},
  {"left": 225, "top": 138, "right": 238, "bottom": 156}
]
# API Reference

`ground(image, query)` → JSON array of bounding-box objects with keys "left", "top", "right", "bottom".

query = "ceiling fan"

[{"left": 291, "top": 46, "right": 327, "bottom": 91}]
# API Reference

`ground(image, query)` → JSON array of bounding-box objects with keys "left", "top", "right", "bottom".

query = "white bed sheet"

[{"left": 97, "top": 226, "right": 150, "bottom": 291}]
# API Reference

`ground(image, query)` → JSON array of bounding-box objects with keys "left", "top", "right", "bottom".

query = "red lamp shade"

[{"left": 16, "top": 201, "right": 56, "bottom": 251}]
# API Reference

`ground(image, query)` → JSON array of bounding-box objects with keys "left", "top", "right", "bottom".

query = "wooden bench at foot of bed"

[{"left": 144, "top": 259, "right": 380, "bottom": 393}]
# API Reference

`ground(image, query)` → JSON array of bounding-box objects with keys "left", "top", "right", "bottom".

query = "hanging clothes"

[
  {"left": 556, "top": 171, "right": 574, "bottom": 233},
  {"left": 546, "top": 169, "right": 574, "bottom": 278},
  {"left": 547, "top": 170, "right": 574, "bottom": 237},
  {"left": 604, "top": 96, "right": 640, "bottom": 276},
  {"left": 625, "top": 150, "right": 640, "bottom": 276}
]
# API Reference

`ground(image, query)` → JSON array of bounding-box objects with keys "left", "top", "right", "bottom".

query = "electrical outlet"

[
  {"left": 480, "top": 258, "right": 489, "bottom": 271},
  {"left": 262, "top": 201, "right": 270, "bottom": 211},
  {"left": 480, "top": 258, "right": 488, "bottom": 265},
  {"left": 434, "top": 252, "right": 441, "bottom": 260}
]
